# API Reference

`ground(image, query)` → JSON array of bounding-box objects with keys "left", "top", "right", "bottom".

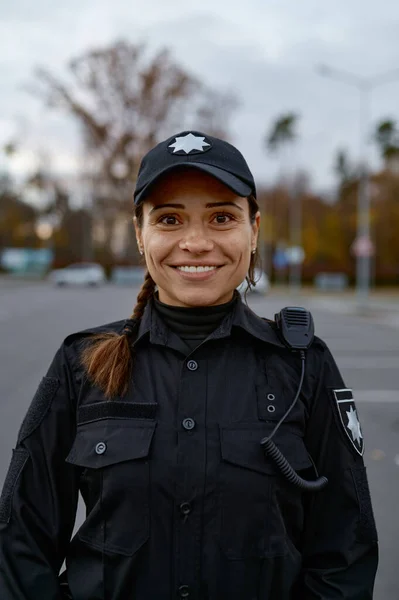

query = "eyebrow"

[{"left": 148, "top": 201, "right": 244, "bottom": 215}]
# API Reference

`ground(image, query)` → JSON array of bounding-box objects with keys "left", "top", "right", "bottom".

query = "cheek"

[
  {"left": 143, "top": 233, "right": 173, "bottom": 261},
  {"left": 223, "top": 230, "right": 252, "bottom": 258}
]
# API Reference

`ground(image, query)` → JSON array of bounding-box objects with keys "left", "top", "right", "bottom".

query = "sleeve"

[
  {"left": 299, "top": 341, "right": 379, "bottom": 600},
  {"left": 0, "top": 342, "right": 80, "bottom": 600}
]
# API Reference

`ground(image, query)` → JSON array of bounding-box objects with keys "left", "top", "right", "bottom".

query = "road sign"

[
  {"left": 273, "top": 248, "right": 288, "bottom": 270},
  {"left": 285, "top": 246, "right": 305, "bottom": 265},
  {"left": 351, "top": 236, "right": 374, "bottom": 258}
]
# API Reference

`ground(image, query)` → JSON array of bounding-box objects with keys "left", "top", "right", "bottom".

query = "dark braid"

[
  {"left": 132, "top": 270, "right": 156, "bottom": 321},
  {"left": 80, "top": 270, "right": 156, "bottom": 399}
]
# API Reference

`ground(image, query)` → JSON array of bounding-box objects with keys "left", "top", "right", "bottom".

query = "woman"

[{"left": 0, "top": 131, "right": 378, "bottom": 599}]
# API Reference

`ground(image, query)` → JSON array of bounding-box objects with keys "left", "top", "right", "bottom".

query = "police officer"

[{"left": 0, "top": 131, "right": 378, "bottom": 599}]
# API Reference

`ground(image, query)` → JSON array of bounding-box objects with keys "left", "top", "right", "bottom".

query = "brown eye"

[
  {"left": 160, "top": 216, "right": 179, "bottom": 225},
  {"left": 214, "top": 213, "right": 233, "bottom": 224}
]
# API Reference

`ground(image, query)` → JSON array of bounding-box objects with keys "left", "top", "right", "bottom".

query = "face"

[{"left": 134, "top": 169, "right": 260, "bottom": 307}]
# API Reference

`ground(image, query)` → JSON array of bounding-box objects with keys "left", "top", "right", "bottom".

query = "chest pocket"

[
  {"left": 66, "top": 417, "right": 156, "bottom": 556},
  {"left": 219, "top": 422, "right": 312, "bottom": 560}
]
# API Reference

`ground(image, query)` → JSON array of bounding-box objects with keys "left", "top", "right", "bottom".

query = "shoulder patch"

[
  {"left": 0, "top": 448, "right": 29, "bottom": 523},
  {"left": 331, "top": 388, "right": 364, "bottom": 456},
  {"left": 17, "top": 377, "right": 60, "bottom": 444}
]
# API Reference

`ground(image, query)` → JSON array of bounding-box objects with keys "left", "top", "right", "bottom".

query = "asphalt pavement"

[{"left": 0, "top": 279, "right": 398, "bottom": 598}]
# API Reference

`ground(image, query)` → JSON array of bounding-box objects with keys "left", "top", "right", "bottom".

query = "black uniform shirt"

[{"left": 0, "top": 295, "right": 378, "bottom": 600}]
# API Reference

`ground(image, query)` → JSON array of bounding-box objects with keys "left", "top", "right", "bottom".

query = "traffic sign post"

[
  {"left": 285, "top": 246, "right": 305, "bottom": 265},
  {"left": 351, "top": 231, "right": 375, "bottom": 310},
  {"left": 286, "top": 245, "right": 305, "bottom": 295},
  {"left": 351, "top": 236, "right": 375, "bottom": 258},
  {"left": 273, "top": 248, "right": 288, "bottom": 270}
]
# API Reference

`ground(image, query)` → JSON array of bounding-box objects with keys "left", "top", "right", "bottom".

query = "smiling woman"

[
  {"left": 134, "top": 168, "right": 260, "bottom": 307},
  {"left": 0, "top": 131, "right": 378, "bottom": 600}
]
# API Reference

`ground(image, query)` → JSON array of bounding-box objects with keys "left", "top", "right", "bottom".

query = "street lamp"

[{"left": 316, "top": 64, "right": 399, "bottom": 309}]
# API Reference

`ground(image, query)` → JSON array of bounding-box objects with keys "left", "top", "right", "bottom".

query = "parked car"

[
  {"left": 48, "top": 262, "right": 106, "bottom": 287},
  {"left": 111, "top": 266, "right": 147, "bottom": 286},
  {"left": 237, "top": 269, "right": 270, "bottom": 295}
]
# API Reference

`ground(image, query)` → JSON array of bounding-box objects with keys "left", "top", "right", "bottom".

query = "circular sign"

[
  {"left": 285, "top": 246, "right": 305, "bottom": 265},
  {"left": 351, "top": 236, "right": 374, "bottom": 258}
]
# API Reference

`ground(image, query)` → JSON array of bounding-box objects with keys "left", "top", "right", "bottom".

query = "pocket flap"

[
  {"left": 220, "top": 423, "right": 312, "bottom": 475},
  {"left": 66, "top": 420, "right": 156, "bottom": 469}
]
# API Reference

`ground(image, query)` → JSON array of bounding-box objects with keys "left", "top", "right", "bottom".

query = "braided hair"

[{"left": 80, "top": 195, "right": 259, "bottom": 398}]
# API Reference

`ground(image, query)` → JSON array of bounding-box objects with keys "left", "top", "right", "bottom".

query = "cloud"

[{"left": 2, "top": 0, "right": 399, "bottom": 192}]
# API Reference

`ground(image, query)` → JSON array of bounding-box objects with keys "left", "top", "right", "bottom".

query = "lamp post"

[
  {"left": 35, "top": 220, "right": 54, "bottom": 277},
  {"left": 317, "top": 64, "right": 399, "bottom": 308}
]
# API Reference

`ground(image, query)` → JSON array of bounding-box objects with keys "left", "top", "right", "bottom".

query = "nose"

[{"left": 179, "top": 225, "right": 214, "bottom": 254}]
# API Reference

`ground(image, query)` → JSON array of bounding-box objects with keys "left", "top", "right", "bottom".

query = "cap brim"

[{"left": 134, "top": 162, "right": 252, "bottom": 205}]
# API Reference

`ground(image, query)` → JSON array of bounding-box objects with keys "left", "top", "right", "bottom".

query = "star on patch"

[
  {"left": 346, "top": 405, "right": 363, "bottom": 445},
  {"left": 332, "top": 388, "right": 364, "bottom": 456},
  {"left": 168, "top": 133, "right": 211, "bottom": 155}
]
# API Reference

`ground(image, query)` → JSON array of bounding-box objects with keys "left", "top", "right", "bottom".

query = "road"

[{"left": 0, "top": 279, "right": 398, "bottom": 598}]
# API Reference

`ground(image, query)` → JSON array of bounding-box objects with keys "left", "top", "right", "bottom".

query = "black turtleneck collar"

[{"left": 153, "top": 293, "right": 237, "bottom": 351}]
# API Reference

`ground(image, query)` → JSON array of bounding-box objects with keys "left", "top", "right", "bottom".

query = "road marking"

[
  {"left": 307, "top": 299, "right": 399, "bottom": 329},
  {"left": 338, "top": 357, "right": 399, "bottom": 369},
  {"left": 355, "top": 390, "right": 399, "bottom": 403}
]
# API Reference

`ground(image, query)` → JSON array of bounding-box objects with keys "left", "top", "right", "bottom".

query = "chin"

[{"left": 171, "top": 288, "right": 235, "bottom": 308}]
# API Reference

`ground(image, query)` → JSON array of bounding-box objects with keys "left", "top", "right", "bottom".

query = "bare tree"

[{"left": 29, "top": 41, "right": 238, "bottom": 259}]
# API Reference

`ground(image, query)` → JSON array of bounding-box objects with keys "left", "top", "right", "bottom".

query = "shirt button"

[
  {"left": 95, "top": 442, "right": 107, "bottom": 455},
  {"left": 178, "top": 585, "right": 190, "bottom": 598},
  {"left": 180, "top": 502, "right": 192, "bottom": 516},
  {"left": 182, "top": 418, "right": 196, "bottom": 431},
  {"left": 186, "top": 360, "right": 198, "bottom": 371}
]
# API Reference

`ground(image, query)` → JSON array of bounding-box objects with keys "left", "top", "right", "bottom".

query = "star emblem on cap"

[{"left": 168, "top": 133, "right": 211, "bottom": 154}]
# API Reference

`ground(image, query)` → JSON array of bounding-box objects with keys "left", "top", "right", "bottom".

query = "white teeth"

[{"left": 177, "top": 266, "right": 217, "bottom": 273}]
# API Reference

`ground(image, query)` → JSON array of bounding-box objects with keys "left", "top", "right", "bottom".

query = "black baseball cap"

[{"left": 133, "top": 130, "right": 256, "bottom": 205}]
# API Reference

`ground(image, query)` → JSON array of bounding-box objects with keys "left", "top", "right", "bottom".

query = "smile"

[{"left": 176, "top": 266, "right": 218, "bottom": 273}]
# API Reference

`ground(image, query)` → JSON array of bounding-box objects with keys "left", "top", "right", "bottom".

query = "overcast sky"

[{"left": 2, "top": 0, "right": 399, "bottom": 195}]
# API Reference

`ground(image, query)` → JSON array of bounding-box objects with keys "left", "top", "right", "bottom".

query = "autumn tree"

[
  {"left": 31, "top": 41, "right": 237, "bottom": 260},
  {"left": 0, "top": 175, "right": 40, "bottom": 250}
]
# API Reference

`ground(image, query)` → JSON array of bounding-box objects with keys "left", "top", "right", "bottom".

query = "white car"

[
  {"left": 49, "top": 262, "right": 106, "bottom": 287},
  {"left": 237, "top": 269, "right": 270, "bottom": 295}
]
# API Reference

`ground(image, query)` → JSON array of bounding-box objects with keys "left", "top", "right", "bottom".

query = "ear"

[
  {"left": 251, "top": 211, "right": 261, "bottom": 249},
  {"left": 133, "top": 216, "right": 143, "bottom": 253}
]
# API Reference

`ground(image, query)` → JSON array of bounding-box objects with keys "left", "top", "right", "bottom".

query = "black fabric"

[
  {"left": 17, "top": 376, "right": 59, "bottom": 444},
  {"left": 0, "top": 296, "right": 378, "bottom": 600},
  {"left": 133, "top": 130, "right": 256, "bottom": 205},
  {"left": 133, "top": 292, "right": 285, "bottom": 352},
  {"left": 351, "top": 466, "right": 379, "bottom": 543},
  {"left": 0, "top": 449, "right": 29, "bottom": 523},
  {"left": 77, "top": 401, "right": 158, "bottom": 424},
  {"left": 154, "top": 293, "right": 237, "bottom": 353}
]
